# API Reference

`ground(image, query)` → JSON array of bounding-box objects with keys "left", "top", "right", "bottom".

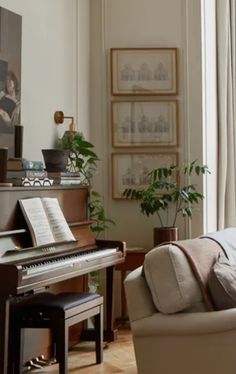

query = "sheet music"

[
  {"left": 19, "top": 198, "right": 55, "bottom": 246},
  {"left": 41, "top": 198, "right": 75, "bottom": 243},
  {"left": 19, "top": 197, "right": 75, "bottom": 247}
]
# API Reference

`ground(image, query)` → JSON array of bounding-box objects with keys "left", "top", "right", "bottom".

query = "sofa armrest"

[
  {"left": 124, "top": 266, "right": 157, "bottom": 322},
  {"left": 133, "top": 308, "right": 236, "bottom": 336}
]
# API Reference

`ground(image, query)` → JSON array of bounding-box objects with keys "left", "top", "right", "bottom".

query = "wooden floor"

[{"left": 31, "top": 329, "right": 137, "bottom": 374}]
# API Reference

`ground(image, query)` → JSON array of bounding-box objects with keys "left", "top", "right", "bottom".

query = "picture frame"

[
  {"left": 112, "top": 152, "right": 178, "bottom": 199},
  {"left": 111, "top": 100, "right": 178, "bottom": 147},
  {"left": 111, "top": 48, "right": 178, "bottom": 96}
]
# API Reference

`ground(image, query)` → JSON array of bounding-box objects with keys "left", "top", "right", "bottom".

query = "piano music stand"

[{"left": 10, "top": 292, "right": 103, "bottom": 374}]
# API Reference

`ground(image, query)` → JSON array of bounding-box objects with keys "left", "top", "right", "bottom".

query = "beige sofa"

[{"left": 124, "top": 240, "right": 236, "bottom": 374}]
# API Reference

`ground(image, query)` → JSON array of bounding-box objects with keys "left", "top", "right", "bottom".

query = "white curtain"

[{"left": 217, "top": 0, "right": 236, "bottom": 228}]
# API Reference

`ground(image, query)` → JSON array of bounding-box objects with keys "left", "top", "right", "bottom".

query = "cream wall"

[
  {"left": 0, "top": 0, "right": 210, "bottom": 248},
  {"left": 0, "top": 0, "right": 91, "bottom": 161},
  {"left": 90, "top": 0, "right": 204, "bottom": 250}
]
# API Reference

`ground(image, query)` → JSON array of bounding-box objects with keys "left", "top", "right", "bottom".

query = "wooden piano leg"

[
  {"left": 0, "top": 296, "right": 10, "bottom": 374},
  {"left": 104, "top": 266, "right": 118, "bottom": 342}
]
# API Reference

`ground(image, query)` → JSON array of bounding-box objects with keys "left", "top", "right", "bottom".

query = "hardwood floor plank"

[{"left": 30, "top": 329, "right": 137, "bottom": 374}]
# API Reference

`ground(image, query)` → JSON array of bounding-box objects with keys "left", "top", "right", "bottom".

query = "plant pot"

[
  {"left": 153, "top": 226, "right": 178, "bottom": 246},
  {"left": 42, "top": 149, "right": 70, "bottom": 172}
]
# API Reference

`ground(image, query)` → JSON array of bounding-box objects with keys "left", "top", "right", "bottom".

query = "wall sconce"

[{"left": 54, "top": 111, "right": 76, "bottom": 133}]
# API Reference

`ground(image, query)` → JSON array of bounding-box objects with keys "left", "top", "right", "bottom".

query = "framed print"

[
  {"left": 112, "top": 152, "right": 178, "bottom": 199},
  {"left": 111, "top": 48, "right": 177, "bottom": 95},
  {"left": 112, "top": 100, "right": 178, "bottom": 147}
]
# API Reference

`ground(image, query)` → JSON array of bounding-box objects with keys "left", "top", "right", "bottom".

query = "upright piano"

[{"left": 0, "top": 185, "right": 126, "bottom": 374}]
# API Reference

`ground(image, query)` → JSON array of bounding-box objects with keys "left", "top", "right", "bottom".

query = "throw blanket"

[
  {"left": 202, "top": 227, "right": 236, "bottom": 264},
  {"left": 169, "top": 238, "right": 227, "bottom": 311}
]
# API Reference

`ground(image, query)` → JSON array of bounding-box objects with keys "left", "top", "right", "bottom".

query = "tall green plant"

[
  {"left": 58, "top": 130, "right": 115, "bottom": 236},
  {"left": 123, "top": 160, "right": 210, "bottom": 227}
]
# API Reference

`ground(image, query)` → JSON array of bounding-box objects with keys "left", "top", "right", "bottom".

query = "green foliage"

[
  {"left": 58, "top": 131, "right": 115, "bottom": 236},
  {"left": 58, "top": 131, "right": 99, "bottom": 185},
  {"left": 123, "top": 160, "right": 210, "bottom": 227},
  {"left": 88, "top": 191, "right": 115, "bottom": 237}
]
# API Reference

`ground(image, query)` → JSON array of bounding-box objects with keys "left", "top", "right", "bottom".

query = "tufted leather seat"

[{"left": 10, "top": 291, "right": 103, "bottom": 374}]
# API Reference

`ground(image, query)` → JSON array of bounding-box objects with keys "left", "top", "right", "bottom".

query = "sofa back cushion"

[{"left": 144, "top": 244, "right": 206, "bottom": 314}]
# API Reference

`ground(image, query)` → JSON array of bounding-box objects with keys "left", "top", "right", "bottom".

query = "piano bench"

[{"left": 11, "top": 292, "right": 104, "bottom": 374}]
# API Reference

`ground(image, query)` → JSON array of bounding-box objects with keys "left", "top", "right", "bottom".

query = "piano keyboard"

[{"left": 22, "top": 247, "right": 118, "bottom": 275}]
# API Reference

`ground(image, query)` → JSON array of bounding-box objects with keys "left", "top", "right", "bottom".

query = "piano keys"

[
  {"left": 0, "top": 236, "right": 124, "bottom": 295},
  {"left": 0, "top": 185, "right": 126, "bottom": 374}
]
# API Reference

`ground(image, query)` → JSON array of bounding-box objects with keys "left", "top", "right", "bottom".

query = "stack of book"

[
  {"left": 7, "top": 158, "right": 48, "bottom": 186},
  {"left": 47, "top": 171, "right": 81, "bottom": 185}
]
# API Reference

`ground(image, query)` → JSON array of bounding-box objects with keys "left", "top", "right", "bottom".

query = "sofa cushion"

[
  {"left": 144, "top": 244, "right": 205, "bottom": 314},
  {"left": 208, "top": 255, "right": 236, "bottom": 310}
]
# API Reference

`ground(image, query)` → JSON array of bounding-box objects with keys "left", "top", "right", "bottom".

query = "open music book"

[{"left": 19, "top": 197, "right": 76, "bottom": 246}]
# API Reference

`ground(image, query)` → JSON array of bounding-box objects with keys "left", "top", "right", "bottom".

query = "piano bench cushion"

[
  {"left": 38, "top": 292, "right": 102, "bottom": 311},
  {"left": 13, "top": 292, "right": 102, "bottom": 319},
  {"left": 11, "top": 292, "right": 54, "bottom": 311}
]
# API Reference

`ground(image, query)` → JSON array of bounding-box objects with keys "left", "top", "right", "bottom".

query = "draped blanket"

[{"left": 170, "top": 238, "right": 227, "bottom": 311}]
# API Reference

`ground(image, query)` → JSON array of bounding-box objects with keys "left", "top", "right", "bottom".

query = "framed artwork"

[
  {"left": 0, "top": 7, "right": 22, "bottom": 157},
  {"left": 111, "top": 48, "right": 177, "bottom": 96},
  {"left": 112, "top": 152, "right": 178, "bottom": 199},
  {"left": 111, "top": 100, "right": 178, "bottom": 147}
]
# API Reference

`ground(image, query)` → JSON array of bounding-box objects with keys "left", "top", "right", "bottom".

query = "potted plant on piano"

[
  {"left": 123, "top": 160, "right": 210, "bottom": 245},
  {"left": 54, "top": 111, "right": 115, "bottom": 226},
  {"left": 57, "top": 130, "right": 98, "bottom": 184}
]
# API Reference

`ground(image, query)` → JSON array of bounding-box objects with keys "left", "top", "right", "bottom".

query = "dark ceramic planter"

[
  {"left": 153, "top": 226, "right": 178, "bottom": 246},
  {"left": 42, "top": 149, "right": 70, "bottom": 172}
]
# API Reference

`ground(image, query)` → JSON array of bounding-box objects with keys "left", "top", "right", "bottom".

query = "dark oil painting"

[{"left": 0, "top": 7, "right": 21, "bottom": 157}]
